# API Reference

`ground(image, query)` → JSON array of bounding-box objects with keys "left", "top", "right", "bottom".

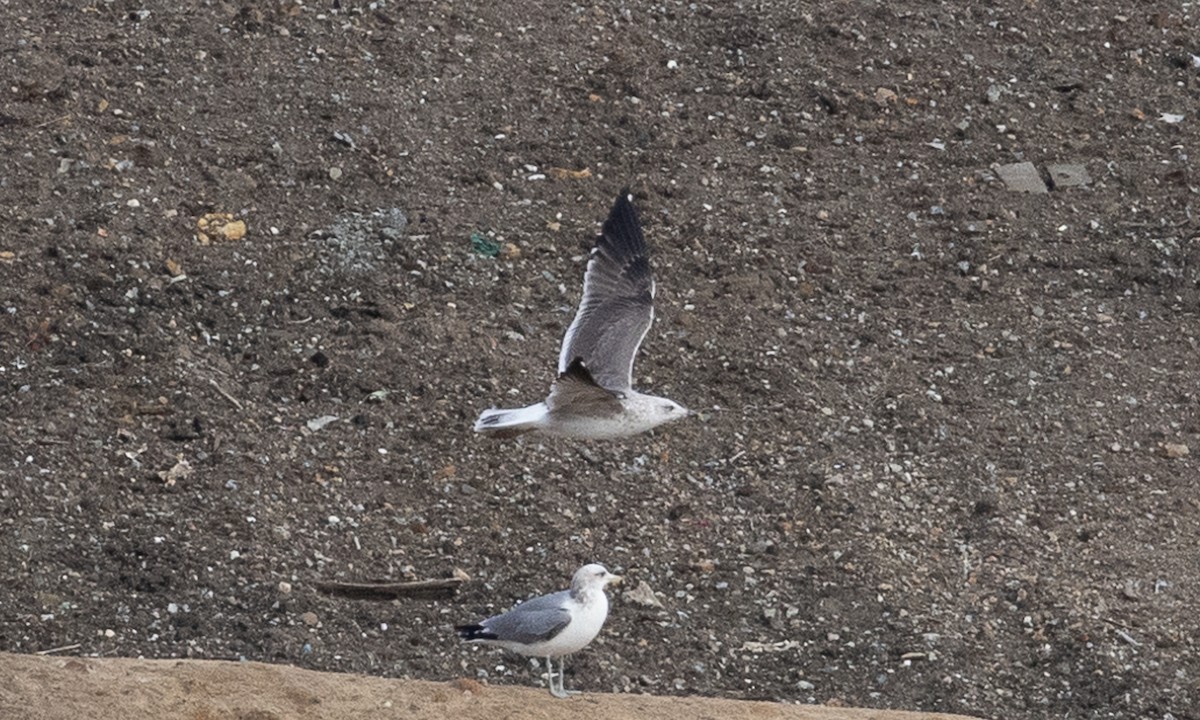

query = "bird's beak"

[{"left": 607, "top": 574, "right": 623, "bottom": 586}]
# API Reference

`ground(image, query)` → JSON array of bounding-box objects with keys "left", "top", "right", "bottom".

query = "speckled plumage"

[{"left": 474, "top": 192, "right": 688, "bottom": 439}]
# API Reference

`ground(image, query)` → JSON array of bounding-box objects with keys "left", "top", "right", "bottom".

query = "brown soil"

[
  {"left": 1, "top": 3, "right": 1198, "bottom": 720},
  {"left": 0, "top": 652, "right": 980, "bottom": 720}
]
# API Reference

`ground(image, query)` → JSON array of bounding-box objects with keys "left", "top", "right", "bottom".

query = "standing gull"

[
  {"left": 456, "top": 563, "right": 622, "bottom": 698},
  {"left": 474, "top": 191, "right": 688, "bottom": 439}
]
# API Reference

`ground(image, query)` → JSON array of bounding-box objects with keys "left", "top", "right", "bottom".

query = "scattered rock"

[
  {"left": 1163, "top": 443, "right": 1190, "bottom": 459},
  {"left": 623, "top": 581, "right": 664, "bottom": 609},
  {"left": 221, "top": 221, "right": 246, "bottom": 240},
  {"left": 156, "top": 457, "right": 193, "bottom": 487},
  {"left": 1046, "top": 163, "right": 1091, "bottom": 189},
  {"left": 994, "top": 162, "right": 1048, "bottom": 194},
  {"left": 197, "top": 213, "right": 247, "bottom": 244}
]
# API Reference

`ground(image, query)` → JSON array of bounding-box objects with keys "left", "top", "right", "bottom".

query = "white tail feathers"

[{"left": 473, "top": 404, "right": 547, "bottom": 438}]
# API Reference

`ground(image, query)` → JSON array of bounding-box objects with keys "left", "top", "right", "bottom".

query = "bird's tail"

[
  {"left": 474, "top": 403, "right": 546, "bottom": 438},
  {"left": 455, "top": 623, "right": 498, "bottom": 641}
]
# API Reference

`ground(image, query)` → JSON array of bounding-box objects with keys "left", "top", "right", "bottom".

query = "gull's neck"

[{"left": 569, "top": 583, "right": 602, "bottom": 605}]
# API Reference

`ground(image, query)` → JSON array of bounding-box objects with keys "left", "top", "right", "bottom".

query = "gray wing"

[
  {"left": 482, "top": 590, "right": 572, "bottom": 645},
  {"left": 557, "top": 191, "right": 655, "bottom": 392}
]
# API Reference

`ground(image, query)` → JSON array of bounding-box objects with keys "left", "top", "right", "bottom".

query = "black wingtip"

[
  {"left": 455, "top": 623, "right": 497, "bottom": 641},
  {"left": 599, "top": 188, "right": 648, "bottom": 266},
  {"left": 609, "top": 188, "right": 638, "bottom": 222}
]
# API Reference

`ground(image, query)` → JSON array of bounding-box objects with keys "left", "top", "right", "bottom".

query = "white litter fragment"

[
  {"left": 1115, "top": 629, "right": 1142, "bottom": 647},
  {"left": 740, "top": 640, "right": 801, "bottom": 653},
  {"left": 1159, "top": 113, "right": 1184, "bottom": 124},
  {"left": 306, "top": 415, "right": 339, "bottom": 431}
]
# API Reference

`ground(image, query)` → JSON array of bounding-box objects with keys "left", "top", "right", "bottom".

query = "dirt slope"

[
  {"left": 0, "top": 652, "right": 981, "bottom": 720},
  {"left": 1, "top": 2, "right": 1198, "bottom": 720}
]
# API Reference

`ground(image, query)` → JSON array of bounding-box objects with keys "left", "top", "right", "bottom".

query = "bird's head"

[
  {"left": 572, "top": 563, "right": 622, "bottom": 595},
  {"left": 655, "top": 399, "right": 690, "bottom": 422}
]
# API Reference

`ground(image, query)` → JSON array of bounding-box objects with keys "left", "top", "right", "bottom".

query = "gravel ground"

[{"left": 2, "top": 3, "right": 1198, "bottom": 719}]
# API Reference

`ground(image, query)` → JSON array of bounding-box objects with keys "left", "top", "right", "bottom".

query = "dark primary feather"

[
  {"left": 455, "top": 623, "right": 496, "bottom": 641},
  {"left": 557, "top": 191, "right": 656, "bottom": 391},
  {"left": 597, "top": 190, "right": 652, "bottom": 288}
]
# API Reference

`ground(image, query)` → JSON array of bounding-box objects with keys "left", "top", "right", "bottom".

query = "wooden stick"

[
  {"left": 315, "top": 578, "right": 464, "bottom": 601},
  {"left": 37, "top": 643, "right": 82, "bottom": 655},
  {"left": 34, "top": 114, "right": 72, "bottom": 129}
]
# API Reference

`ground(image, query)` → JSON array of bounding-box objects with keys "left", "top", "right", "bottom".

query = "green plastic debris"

[{"left": 470, "top": 232, "right": 501, "bottom": 257}]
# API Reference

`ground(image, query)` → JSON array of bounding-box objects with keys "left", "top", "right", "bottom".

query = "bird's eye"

[{"left": 662, "top": 404, "right": 675, "bottom": 412}]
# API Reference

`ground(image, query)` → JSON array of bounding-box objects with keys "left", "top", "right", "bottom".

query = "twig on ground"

[
  {"left": 37, "top": 643, "right": 82, "bottom": 655},
  {"left": 207, "top": 378, "right": 243, "bottom": 410},
  {"left": 315, "top": 578, "right": 464, "bottom": 601},
  {"left": 34, "top": 114, "right": 72, "bottom": 129}
]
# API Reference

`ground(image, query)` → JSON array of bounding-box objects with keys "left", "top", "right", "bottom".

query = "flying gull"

[
  {"left": 456, "top": 563, "right": 622, "bottom": 698},
  {"left": 474, "top": 191, "right": 688, "bottom": 439}
]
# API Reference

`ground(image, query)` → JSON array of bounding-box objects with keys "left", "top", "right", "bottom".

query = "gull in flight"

[
  {"left": 474, "top": 191, "right": 688, "bottom": 439},
  {"left": 456, "top": 563, "right": 622, "bottom": 698}
]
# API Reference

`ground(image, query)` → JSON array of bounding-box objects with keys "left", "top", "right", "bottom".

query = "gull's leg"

[
  {"left": 548, "top": 656, "right": 569, "bottom": 699},
  {"left": 558, "top": 656, "right": 581, "bottom": 696}
]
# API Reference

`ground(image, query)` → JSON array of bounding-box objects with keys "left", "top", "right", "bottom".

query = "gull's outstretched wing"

[{"left": 557, "top": 191, "right": 655, "bottom": 392}]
